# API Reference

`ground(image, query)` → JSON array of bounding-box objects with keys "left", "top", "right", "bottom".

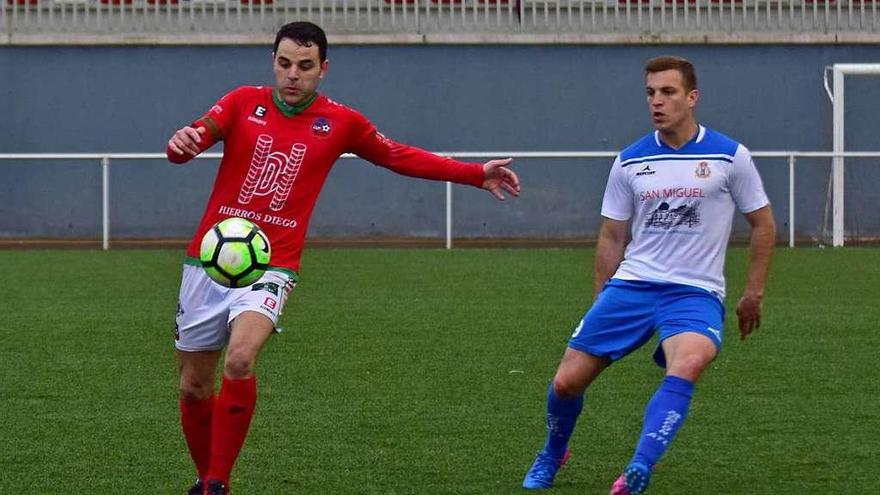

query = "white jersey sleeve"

[
  {"left": 600, "top": 156, "right": 633, "bottom": 221},
  {"left": 730, "top": 145, "right": 770, "bottom": 214}
]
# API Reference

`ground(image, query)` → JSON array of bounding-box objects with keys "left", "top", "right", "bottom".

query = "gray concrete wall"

[{"left": 2, "top": 45, "right": 879, "bottom": 243}]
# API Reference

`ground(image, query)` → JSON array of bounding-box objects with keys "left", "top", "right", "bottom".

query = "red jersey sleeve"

[
  {"left": 166, "top": 86, "right": 247, "bottom": 164},
  {"left": 347, "top": 111, "right": 484, "bottom": 188}
]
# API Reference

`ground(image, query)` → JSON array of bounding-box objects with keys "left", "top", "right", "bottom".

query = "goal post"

[{"left": 824, "top": 63, "right": 880, "bottom": 247}]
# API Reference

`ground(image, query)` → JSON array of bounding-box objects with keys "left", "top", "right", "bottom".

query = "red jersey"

[{"left": 168, "top": 86, "right": 485, "bottom": 275}]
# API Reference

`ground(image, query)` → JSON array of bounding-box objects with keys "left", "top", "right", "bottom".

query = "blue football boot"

[{"left": 522, "top": 449, "right": 571, "bottom": 489}]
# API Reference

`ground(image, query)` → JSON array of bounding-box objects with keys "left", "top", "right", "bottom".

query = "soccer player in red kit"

[{"left": 166, "top": 21, "right": 520, "bottom": 495}]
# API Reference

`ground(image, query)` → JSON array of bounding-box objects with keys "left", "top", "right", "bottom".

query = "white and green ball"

[{"left": 199, "top": 217, "right": 271, "bottom": 288}]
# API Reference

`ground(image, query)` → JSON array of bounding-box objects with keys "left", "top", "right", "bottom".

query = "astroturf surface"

[{"left": 0, "top": 248, "right": 877, "bottom": 494}]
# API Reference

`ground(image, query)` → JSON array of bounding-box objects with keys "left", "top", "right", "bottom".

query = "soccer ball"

[{"left": 199, "top": 217, "right": 271, "bottom": 288}]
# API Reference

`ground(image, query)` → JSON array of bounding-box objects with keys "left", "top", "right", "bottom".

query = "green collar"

[{"left": 272, "top": 89, "right": 318, "bottom": 117}]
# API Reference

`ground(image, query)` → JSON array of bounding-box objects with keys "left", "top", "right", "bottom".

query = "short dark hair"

[
  {"left": 273, "top": 21, "right": 328, "bottom": 62},
  {"left": 645, "top": 56, "right": 697, "bottom": 92}
]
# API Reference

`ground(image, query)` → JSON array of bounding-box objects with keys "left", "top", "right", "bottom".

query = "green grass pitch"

[{"left": 0, "top": 248, "right": 877, "bottom": 494}]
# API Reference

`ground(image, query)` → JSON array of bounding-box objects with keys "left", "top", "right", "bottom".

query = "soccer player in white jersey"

[{"left": 522, "top": 56, "right": 776, "bottom": 494}]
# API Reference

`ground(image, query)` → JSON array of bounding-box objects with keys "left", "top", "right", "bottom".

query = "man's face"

[
  {"left": 645, "top": 69, "right": 698, "bottom": 133},
  {"left": 273, "top": 38, "right": 327, "bottom": 106}
]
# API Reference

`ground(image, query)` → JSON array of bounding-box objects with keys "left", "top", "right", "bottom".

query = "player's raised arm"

[
  {"left": 166, "top": 125, "right": 210, "bottom": 163},
  {"left": 348, "top": 120, "right": 519, "bottom": 201}
]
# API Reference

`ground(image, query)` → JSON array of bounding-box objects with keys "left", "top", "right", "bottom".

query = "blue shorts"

[{"left": 568, "top": 279, "right": 725, "bottom": 367}]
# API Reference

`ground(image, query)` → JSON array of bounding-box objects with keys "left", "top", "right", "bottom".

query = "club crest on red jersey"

[{"left": 311, "top": 117, "right": 331, "bottom": 137}]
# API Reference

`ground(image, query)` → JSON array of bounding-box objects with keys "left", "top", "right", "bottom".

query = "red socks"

[
  {"left": 206, "top": 376, "right": 258, "bottom": 485},
  {"left": 180, "top": 395, "right": 215, "bottom": 479}
]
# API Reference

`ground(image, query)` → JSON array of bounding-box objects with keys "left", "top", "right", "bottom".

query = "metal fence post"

[
  {"left": 446, "top": 181, "right": 453, "bottom": 250},
  {"left": 788, "top": 154, "right": 795, "bottom": 248},
  {"left": 102, "top": 157, "right": 110, "bottom": 251},
  {"left": 832, "top": 67, "right": 845, "bottom": 247}
]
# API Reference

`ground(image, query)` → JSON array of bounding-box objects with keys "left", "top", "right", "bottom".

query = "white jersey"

[{"left": 601, "top": 125, "right": 769, "bottom": 299}]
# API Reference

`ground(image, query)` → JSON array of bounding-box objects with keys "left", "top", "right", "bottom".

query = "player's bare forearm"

[
  {"left": 736, "top": 205, "right": 776, "bottom": 340},
  {"left": 743, "top": 205, "right": 776, "bottom": 299},
  {"left": 594, "top": 218, "right": 628, "bottom": 298}
]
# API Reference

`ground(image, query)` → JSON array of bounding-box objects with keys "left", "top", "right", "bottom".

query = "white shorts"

[{"left": 174, "top": 264, "right": 296, "bottom": 352}]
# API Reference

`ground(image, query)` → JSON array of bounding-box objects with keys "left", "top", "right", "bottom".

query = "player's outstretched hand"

[
  {"left": 735, "top": 293, "right": 762, "bottom": 340},
  {"left": 168, "top": 126, "right": 207, "bottom": 157},
  {"left": 482, "top": 158, "right": 520, "bottom": 201}
]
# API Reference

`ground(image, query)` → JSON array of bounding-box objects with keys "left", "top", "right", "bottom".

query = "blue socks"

[
  {"left": 631, "top": 375, "right": 694, "bottom": 469},
  {"left": 539, "top": 376, "right": 694, "bottom": 468},
  {"left": 543, "top": 384, "right": 584, "bottom": 459}
]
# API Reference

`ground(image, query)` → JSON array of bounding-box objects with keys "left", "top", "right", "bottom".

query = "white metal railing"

[
  {"left": 2, "top": 0, "right": 880, "bottom": 43},
  {"left": 2, "top": 150, "right": 878, "bottom": 249}
]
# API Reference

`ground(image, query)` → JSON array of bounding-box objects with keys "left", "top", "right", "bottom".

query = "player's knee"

[
  {"left": 552, "top": 375, "right": 586, "bottom": 399},
  {"left": 667, "top": 353, "right": 713, "bottom": 381},
  {"left": 179, "top": 377, "right": 213, "bottom": 401},
  {"left": 223, "top": 349, "right": 256, "bottom": 379},
  {"left": 552, "top": 352, "right": 606, "bottom": 398}
]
